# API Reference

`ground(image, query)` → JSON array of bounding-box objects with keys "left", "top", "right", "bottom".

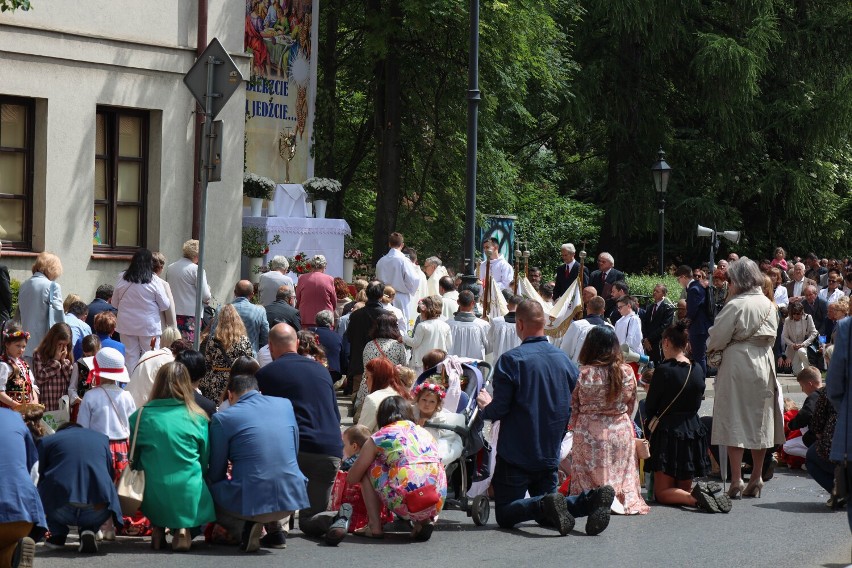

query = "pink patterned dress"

[{"left": 569, "top": 364, "right": 649, "bottom": 515}]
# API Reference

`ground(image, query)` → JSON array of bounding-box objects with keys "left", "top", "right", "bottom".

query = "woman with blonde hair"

[
  {"left": 31, "top": 322, "right": 73, "bottom": 411},
  {"left": 126, "top": 326, "right": 182, "bottom": 407},
  {"left": 17, "top": 251, "right": 65, "bottom": 361},
  {"left": 129, "top": 362, "right": 215, "bottom": 551},
  {"left": 200, "top": 305, "right": 252, "bottom": 403}
]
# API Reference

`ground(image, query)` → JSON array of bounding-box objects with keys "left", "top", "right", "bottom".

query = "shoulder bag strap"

[
  {"left": 128, "top": 407, "right": 143, "bottom": 467},
  {"left": 373, "top": 339, "right": 389, "bottom": 360},
  {"left": 99, "top": 386, "right": 129, "bottom": 436},
  {"left": 654, "top": 364, "right": 692, "bottom": 422}
]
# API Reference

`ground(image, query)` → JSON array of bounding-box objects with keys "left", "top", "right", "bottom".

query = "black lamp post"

[
  {"left": 651, "top": 147, "right": 672, "bottom": 276},
  {"left": 463, "top": 0, "right": 480, "bottom": 278}
]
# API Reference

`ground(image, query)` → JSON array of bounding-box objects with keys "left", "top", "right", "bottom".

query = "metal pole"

[
  {"left": 193, "top": 55, "right": 220, "bottom": 350},
  {"left": 658, "top": 194, "right": 665, "bottom": 276},
  {"left": 463, "top": 0, "right": 480, "bottom": 276}
]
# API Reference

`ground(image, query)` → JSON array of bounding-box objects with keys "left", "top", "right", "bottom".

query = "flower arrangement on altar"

[
  {"left": 289, "top": 252, "right": 314, "bottom": 274},
  {"left": 344, "top": 248, "right": 364, "bottom": 262},
  {"left": 243, "top": 172, "right": 276, "bottom": 200},
  {"left": 302, "top": 177, "right": 342, "bottom": 200},
  {"left": 241, "top": 227, "right": 280, "bottom": 258}
]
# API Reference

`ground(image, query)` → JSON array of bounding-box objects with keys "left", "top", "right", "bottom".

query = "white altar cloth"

[
  {"left": 243, "top": 217, "right": 351, "bottom": 279},
  {"left": 270, "top": 183, "right": 309, "bottom": 218}
]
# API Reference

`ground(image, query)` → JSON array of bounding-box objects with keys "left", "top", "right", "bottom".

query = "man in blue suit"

[
  {"left": 209, "top": 374, "right": 311, "bottom": 552},
  {"left": 676, "top": 265, "right": 712, "bottom": 374}
]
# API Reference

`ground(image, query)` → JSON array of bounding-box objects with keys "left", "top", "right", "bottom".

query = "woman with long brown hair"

[
  {"left": 129, "top": 362, "right": 214, "bottom": 552},
  {"left": 569, "top": 326, "right": 649, "bottom": 515},
  {"left": 201, "top": 304, "right": 252, "bottom": 404}
]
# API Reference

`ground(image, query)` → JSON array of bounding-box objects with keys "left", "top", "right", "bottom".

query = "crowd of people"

[{"left": 0, "top": 236, "right": 851, "bottom": 567}]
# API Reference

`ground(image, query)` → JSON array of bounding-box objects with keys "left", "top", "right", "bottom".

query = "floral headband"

[
  {"left": 413, "top": 382, "right": 446, "bottom": 399},
  {"left": 3, "top": 330, "right": 30, "bottom": 341}
]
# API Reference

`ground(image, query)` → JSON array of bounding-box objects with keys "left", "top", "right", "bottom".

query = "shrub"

[{"left": 622, "top": 273, "right": 681, "bottom": 306}]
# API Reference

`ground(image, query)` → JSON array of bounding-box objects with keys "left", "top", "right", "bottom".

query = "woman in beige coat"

[{"left": 707, "top": 257, "right": 784, "bottom": 500}]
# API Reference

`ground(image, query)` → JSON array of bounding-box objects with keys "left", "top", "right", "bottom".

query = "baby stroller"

[{"left": 414, "top": 358, "right": 493, "bottom": 526}]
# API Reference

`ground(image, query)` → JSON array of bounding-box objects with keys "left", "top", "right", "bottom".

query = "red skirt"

[{"left": 109, "top": 439, "right": 152, "bottom": 536}]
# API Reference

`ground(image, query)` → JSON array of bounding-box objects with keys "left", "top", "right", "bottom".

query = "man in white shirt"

[
  {"left": 165, "top": 239, "right": 211, "bottom": 343},
  {"left": 478, "top": 237, "right": 514, "bottom": 291},
  {"left": 439, "top": 276, "right": 460, "bottom": 320},
  {"left": 259, "top": 256, "right": 295, "bottom": 306},
  {"left": 447, "top": 290, "right": 492, "bottom": 360},
  {"left": 785, "top": 262, "right": 816, "bottom": 304},
  {"left": 375, "top": 232, "right": 421, "bottom": 332}
]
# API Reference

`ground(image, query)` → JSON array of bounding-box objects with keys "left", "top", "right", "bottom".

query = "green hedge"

[
  {"left": 10, "top": 279, "right": 20, "bottom": 317},
  {"left": 621, "top": 273, "right": 681, "bottom": 305}
]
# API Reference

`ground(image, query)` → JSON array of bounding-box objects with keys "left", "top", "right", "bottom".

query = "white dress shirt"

[
  {"left": 614, "top": 312, "right": 644, "bottom": 355},
  {"left": 478, "top": 256, "right": 514, "bottom": 290},
  {"left": 112, "top": 274, "right": 171, "bottom": 337},
  {"left": 447, "top": 316, "right": 492, "bottom": 360},
  {"left": 404, "top": 318, "right": 452, "bottom": 373},
  {"left": 78, "top": 384, "right": 137, "bottom": 440},
  {"left": 774, "top": 285, "right": 789, "bottom": 308},
  {"left": 375, "top": 249, "right": 421, "bottom": 331},
  {"left": 258, "top": 271, "right": 295, "bottom": 306},
  {"left": 819, "top": 288, "right": 844, "bottom": 305},
  {"left": 488, "top": 316, "right": 521, "bottom": 362},
  {"left": 165, "top": 257, "right": 211, "bottom": 317}
]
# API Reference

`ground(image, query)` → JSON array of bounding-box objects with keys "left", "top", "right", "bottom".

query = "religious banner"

[{"left": 244, "top": 0, "right": 318, "bottom": 184}]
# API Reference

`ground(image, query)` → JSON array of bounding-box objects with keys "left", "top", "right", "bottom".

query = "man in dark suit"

[
  {"left": 607, "top": 281, "right": 630, "bottom": 325},
  {"left": 264, "top": 285, "right": 301, "bottom": 331},
  {"left": 38, "top": 423, "right": 124, "bottom": 553},
  {"left": 641, "top": 283, "right": 676, "bottom": 365},
  {"left": 588, "top": 253, "right": 625, "bottom": 316},
  {"left": 785, "top": 262, "right": 816, "bottom": 304},
  {"left": 344, "top": 280, "right": 388, "bottom": 400},
  {"left": 208, "top": 373, "right": 315, "bottom": 552},
  {"left": 553, "top": 243, "right": 589, "bottom": 300},
  {"left": 256, "top": 323, "right": 346, "bottom": 546},
  {"left": 676, "top": 265, "right": 712, "bottom": 374}
]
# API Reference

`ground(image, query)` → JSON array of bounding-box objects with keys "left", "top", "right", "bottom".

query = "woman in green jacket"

[{"left": 128, "top": 361, "right": 215, "bottom": 551}]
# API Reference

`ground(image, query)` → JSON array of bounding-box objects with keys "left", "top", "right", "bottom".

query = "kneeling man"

[{"left": 209, "top": 374, "right": 310, "bottom": 552}]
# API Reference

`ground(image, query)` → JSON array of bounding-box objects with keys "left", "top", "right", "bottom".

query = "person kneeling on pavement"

[
  {"left": 476, "top": 299, "right": 615, "bottom": 536},
  {"left": 39, "top": 422, "right": 124, "bottom": 554},
  {"left": 209, "top": 373, "right": 324, "bottom": 551}
]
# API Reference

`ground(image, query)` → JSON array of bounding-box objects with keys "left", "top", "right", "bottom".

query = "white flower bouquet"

[
  {"left": 303, "top": 177, "right": 342, "bottom": 200},
  {"left": 243, "top": 172, "right": 276, "bottom": 200}
]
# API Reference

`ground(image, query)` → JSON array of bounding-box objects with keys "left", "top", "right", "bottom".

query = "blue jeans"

[
  {"left": 491, "top": 456, "right": 593, "bottom": 529},
  {"left": 46, "top": 504, "right": 112, "bottom": 539}
]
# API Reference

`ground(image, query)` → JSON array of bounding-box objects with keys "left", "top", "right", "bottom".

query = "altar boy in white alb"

[
  {"left": 489, "top": 294, "right": 522, "bottom": 362},
  {"left": 375, "top": 232, "right": 421, "bottom": 333},
  {"left": 478, "top": 237, "right": 514, "bottom": 291},
  {"left": 448, "top": 290, "right": 492, "bottom": 361}
]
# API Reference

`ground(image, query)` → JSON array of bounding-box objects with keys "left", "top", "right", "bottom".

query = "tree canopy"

[{"left": 316, "top": 0, "right": 852, "bottom": 275}]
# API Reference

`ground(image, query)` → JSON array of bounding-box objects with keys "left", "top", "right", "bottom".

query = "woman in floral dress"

[
  {"left": 569, "top": 326, "right": 649, "bottom": 515},
  {"left": 200, "top": 305, "right": 252, "bottom": 404},
  {"left": 347, "top": 396, "right": 446, "bottom": 541}
]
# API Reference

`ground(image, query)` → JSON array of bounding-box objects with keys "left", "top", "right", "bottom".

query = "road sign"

[{"left": 183, "top": 37, "right": 243, "bottom": 120}]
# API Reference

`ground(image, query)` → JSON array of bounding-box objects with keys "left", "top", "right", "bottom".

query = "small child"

[
  {"left": 341, "top": 424, "right": 371, "bottom": 471},
  {"left": 0, "top": 323, "right": 38, "bottom": 408},
  {"left": 396, "top": 366, "right": 416, "bottom": 391},
  {"left": 421, "top": 349, "right": 446, "bottom": 373},
  {"left": 69, "top": 334, "right": 102, "bottom": 423},
  {"left": 412, "top": 382, "right": 463, "bottom": 466}
]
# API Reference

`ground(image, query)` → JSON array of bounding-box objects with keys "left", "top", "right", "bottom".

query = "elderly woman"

[
  {"left": 312, "top": 310, "right": 345, "bottom": 383},
  {"left": 152, "top": 252, "right": 178, "bottom": 331},
  {"left": 17, "top": 252, "right": 65, "bottom": 361},
  {"left": 113, "top": 249, "right": 171, "bottom": 374},
  {"left": 707, "top": 257, "right": 783, "bottom": 499},
  {"left": 780, "top": 302, "right": 818, "bottom": 377},
  {"left": 403, "top": 296, "right": 451, "bottom": 375},
  {"left": 296, "top": 255, "right": 336, "bottom": 328},
  {"left": 347, "top": 396, "right": 446, "bottom": 540},
  {"left": 258, "top": 255, "right": 294, "bottom": 307}
]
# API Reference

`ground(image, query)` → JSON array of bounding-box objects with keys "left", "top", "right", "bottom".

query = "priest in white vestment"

[
  {"left": 375, "top": 232, "right": 421, "bottom": 332},
  {"left": 424, "top": 256, "right": 450, "bottom": 297},
  {"left": 447, "top": 290, "right": 492, "bottom": 361},
  {"left": 489, "top": 295, "right": 522, "bottom": 362}
]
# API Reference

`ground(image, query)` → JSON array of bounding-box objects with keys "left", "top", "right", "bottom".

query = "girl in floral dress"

[
  {"left": 569, "top": 326, "right": 649, "bottom": 515},
  {"left": 0, "top": 324, "right": 38, "bottom": 408},
  {"left": 347, "top": 396, "right": 447, "bottom": 541}
]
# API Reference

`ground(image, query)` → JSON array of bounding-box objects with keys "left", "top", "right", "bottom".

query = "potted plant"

[
  {"left": 243, "top": 173, "right": 276, "bottom": 216},
  {"left": 343, "top": 247, "right": 363, "bottom": 283},
  {"left": 302, "top": 177, "right": 342, "bottom": 218},
  {"left": 242, "top": 227, "right": 281, "bottom": 283}
]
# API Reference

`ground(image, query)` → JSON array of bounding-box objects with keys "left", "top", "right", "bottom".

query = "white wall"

[{"left": 0, "top": 1, "right": 250, "bottom": 306}]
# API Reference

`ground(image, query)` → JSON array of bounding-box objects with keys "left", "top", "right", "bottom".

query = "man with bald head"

[
  {"left": 256, "top": 323, "right": 349, "bottom": 546},
  {"left": 225, "top": 280, "right": 269, "bottom": 355},
  {"left": 476, "top": 300, "right": 614, "bottom": 536}
]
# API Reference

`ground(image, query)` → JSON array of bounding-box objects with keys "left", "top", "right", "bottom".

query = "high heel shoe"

[
  {"left": 171, "top": 528, "right": 192, "bottom": 552},
  {"left": 151, "top": 527, "right": 166, "bottom": 551},
  {"left": 743, "top": 477, "right": 764, "bottom": 498},
  {"left": 726, "top": 479, "right": 745, "bottom": 500}
]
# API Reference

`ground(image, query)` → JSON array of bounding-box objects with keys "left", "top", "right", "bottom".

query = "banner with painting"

[{"left": 244, "top": 0, "right": 318, "bottom": 184}]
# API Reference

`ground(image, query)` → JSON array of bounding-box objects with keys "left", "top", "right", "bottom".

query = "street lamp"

[{"left": 651, "top": 147, "right": 672, "bottom": 276}]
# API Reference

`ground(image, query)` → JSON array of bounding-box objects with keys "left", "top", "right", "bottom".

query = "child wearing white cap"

[{"left": 77, "top": 347, "right": 137, "bottom": 539}]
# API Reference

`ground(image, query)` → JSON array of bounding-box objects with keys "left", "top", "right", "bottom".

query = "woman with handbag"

[
  {"left": 569, "top": 326, "right": 649, "bottom": 515},
  {"left": 707, "top": 258, "right": 784, "bottom": 499},
  {"left": 128, "top": 362, "right": 215, "bottom": 552},
  {"left": 643, "top": 321, "right": 730, "bottom": 513},
  {"left": 347, "top": 396, "right": 446, "bottom": 541},
  {"left": 353, "top": 313, "right": 410, "bottom": 421},
  {"left": 200, "top": 305, "right": 253, "bottom": 405}
]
